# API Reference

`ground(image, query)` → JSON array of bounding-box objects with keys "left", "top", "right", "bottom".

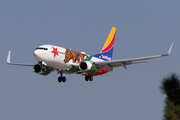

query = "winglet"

[
  {"left": 161, "top": 42, "right": 174, "bottom": 56},
  {"left": 7, "top": 51, "right": 11, "bottom": 64},
  {"left": 167, "top": 42, "right": 174, "bottom": 55}
]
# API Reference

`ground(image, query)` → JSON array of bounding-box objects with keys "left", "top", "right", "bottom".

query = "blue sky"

[{"left": 0, "top": 0, "right": 180, "bottom": 120}]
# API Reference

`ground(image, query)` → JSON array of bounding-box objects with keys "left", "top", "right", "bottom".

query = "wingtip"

[
  {"left": 7, "top": 51, "right": 11, "bottom": 64},
  {"left": 161, "top": 42, "right": 174, "bottom": 56},
  {"left": 167, "top": 42, "right": 174, "bottom": 55}
]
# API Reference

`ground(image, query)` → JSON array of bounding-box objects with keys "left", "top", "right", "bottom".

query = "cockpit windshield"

[{"left": 36, "top": 47, "right": 48, "bottom": 50}]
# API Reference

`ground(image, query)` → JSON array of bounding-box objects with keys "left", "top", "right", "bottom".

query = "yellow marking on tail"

[{"left": 102, "top": 27, "right": 116, "bottom": 50}]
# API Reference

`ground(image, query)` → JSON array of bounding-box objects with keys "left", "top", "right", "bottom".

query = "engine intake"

[
  {"left": 33, "top": 64, "right": 50, "bottom": 75},
  {"left": 80, "top": 62, "right": 88, "bottom": 70},
  {"left": 79, "top": 61, "right": 96, "bottom": 73}
]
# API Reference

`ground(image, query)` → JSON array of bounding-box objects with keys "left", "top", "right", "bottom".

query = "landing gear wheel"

[
  {"left": 62, "top": 77, "right": 66, "bottom": 82},
  {"left": 85, "top": 76, "right": 89, "bottom": 81},
  {"left": 58, "top": 77, "right": 62, "bottom": 83},
  {"left": 85, "top": 75, "right": 93, "bottom": 81},
  {"left": 58, "top": 72, "right": 66, "bottom": 83},
  {"left": 89, "top": 75, "right": 93, "bottom": 81},
  {"left": 58, "top": 77, "right": 66, "bottom": 83}
]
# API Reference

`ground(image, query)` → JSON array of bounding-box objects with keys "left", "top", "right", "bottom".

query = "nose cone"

[{"left": 33, "top": 50, "right": 42, "bottom": 61}]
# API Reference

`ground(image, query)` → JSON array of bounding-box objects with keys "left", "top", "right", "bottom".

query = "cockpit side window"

[{"left": 36, "top": 47, "right": 48, "bottom": 50}]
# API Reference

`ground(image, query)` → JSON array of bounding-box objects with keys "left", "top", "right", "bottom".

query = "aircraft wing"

[
  {"left": 94, "top": 42, "right": 173, "bottom": 69},
  {"left": 7, "top": 51, "right": 34, "bottom": 66}
]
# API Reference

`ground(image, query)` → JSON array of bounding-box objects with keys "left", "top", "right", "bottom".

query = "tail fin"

[{"left": 93, "top": 27, "right": 116, "bottom": 61}]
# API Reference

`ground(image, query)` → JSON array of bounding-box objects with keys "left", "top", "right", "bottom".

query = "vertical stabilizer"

[{"left": 93, "top": 27, "right": 116, "bottom": 61}]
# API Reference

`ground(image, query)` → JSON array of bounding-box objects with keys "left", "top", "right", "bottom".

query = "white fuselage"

[
  {"left": 33, "top": 45, "right": 104, "bottom": 72},
  {"left": 34, "top": 45, "right": 71, "bottom": 70}
]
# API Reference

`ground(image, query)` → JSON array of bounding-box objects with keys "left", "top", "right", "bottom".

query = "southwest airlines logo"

[{"left": 99, "top": 54, "right": 111, "bottom": 61}]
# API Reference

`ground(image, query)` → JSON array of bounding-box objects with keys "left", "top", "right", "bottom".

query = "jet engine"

[
  {"left": 79, "top": 61, "right": 96, "bottom": 73},
  {"left": 33, "top": 64, "right": 50, "bottom": 75}
]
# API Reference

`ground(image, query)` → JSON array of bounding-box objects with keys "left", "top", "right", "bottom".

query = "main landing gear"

[
  {"left": 58, "top": 73, "right": 93, "bottom": 83},
  {"left": 58, "top": 76, "right": 66, "bottom": 83},
  {"left": 85, "top": 75, "right": 93, "bottom": 82},
  {"left": 58, "top": 72, "right": 66, "bottom": 83}
]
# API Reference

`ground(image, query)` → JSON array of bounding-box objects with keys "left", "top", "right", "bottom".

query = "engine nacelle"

[
  {"left": 79, "top": 61, "right": 96, "bottom": 73},
  {"left": 33, "top": 64, "right": 50, "bottom": 76}
]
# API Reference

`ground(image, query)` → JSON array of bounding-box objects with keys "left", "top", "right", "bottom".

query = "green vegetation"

[{"left": 160, "top": 73, "right": 180, "bottom": 120}]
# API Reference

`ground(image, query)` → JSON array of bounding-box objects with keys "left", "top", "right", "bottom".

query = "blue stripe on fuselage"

[{"left": 92, "top": 46, "right": 114, "bottom": 61}]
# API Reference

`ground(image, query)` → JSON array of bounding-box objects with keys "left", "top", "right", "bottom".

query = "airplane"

[{"left": 7, "top": 27, "right": 174, "bottom": 83}]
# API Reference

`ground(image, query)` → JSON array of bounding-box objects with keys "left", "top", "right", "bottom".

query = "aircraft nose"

[
  {"left": 33, "top": 50, "right": 38, "bottom": 57},
  {"left": 33, "top": 50, "right": 41, "bottom": 61}
]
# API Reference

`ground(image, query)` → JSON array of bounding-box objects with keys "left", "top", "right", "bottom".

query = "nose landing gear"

[{"left": 58, "top": 72, "right": 66, "bottom": 83}]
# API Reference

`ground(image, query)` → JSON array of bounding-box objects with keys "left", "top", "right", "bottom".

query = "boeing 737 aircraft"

[{"left": 7, "top": 27, "right": 173, "bottom": 83}]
